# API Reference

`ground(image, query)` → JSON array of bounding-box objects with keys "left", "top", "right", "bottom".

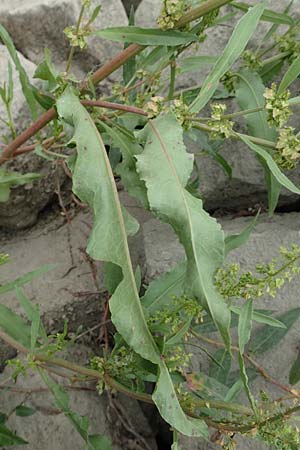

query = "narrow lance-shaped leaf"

[
  {"left": 136, "top": 114, "right": 231, "bottom": 349},
  {"left": 232, "top": 2, "right": 294, "bottom": 25},
  {"left": 235, "top": 68, "right": 280, "bottom": 213},
  {"left": 189, "top": 2, "right": 266, "bottom": 113},
  {"left": 57, "top": 89, "right": 207, "bottom": 438},
  {"left": 279, "top": 53, "right": 300, "bottom": 94},
  {"left": 93, "top": 27, "right": 197, "bottom": 46},
  {"left": 0, "top": 424, "right": 28, "bottom": 446},
  {"left": 225, "top": 209, "right": 259, "bottom": 257},
  {"left": 0, "top": 24, "right": 38, "bottom": 119}
]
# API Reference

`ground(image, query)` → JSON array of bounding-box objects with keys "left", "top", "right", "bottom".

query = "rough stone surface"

[
  {"left": 0, "top": 0, "right": 127, "bottom": 81},
  {"left": 143, "top": 213, "right": 300, "bottom": 449},
  {"left": 0, "top": 194, "right": 146, "bottom": 366},
  {"left": 0, "top": 345, "right": 157, "bottom": 450}
]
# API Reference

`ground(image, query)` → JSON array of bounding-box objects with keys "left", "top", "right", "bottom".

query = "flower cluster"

[
  {"left": 208, "top": 103, "right": 234, "bottom": 139},
  {"left": 242, "top": 50, "right": 262, "bottom": 70},
  {"left": 216, "top": 245, "right": 300, "bottom": 300},
  {"left": 275, "top": 127, "right": 300, "bottom": 170},
  {"left": 263, "top": 83, "right": 291, "bottom": 128},
  {"left": 0, "top": 253, "right": 9, "bottom": 266},
  {"left": 220, "top": 71, "right": 237, "bottom": 94},
  {"left": 145, "top": 96, "right": 166, "bottom": 118},
  {"left": 64, "top": 25, "right": 90, "bottom": 49},
  {"left": 276, "top": 29, "right": 300, "bottom": 62},
  {"left": 157, "top": 0, "right": 189, "bottom": 30},
  {"left": 171, "top": 98, "right": 194, "bottom": 129},
  {"left": 164, "top": 345, "right": 192, "bottom": 373},
  {"left": 257, "top": 413, "right": 300, "bottom": 450}
]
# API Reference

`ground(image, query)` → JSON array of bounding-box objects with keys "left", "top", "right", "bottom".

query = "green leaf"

[
  {"left": 0, "top": 24, "right": 38, "bottom": 119},
  {"left": 238, "top": 299, "right": 253, "bottom": 354},
  {"left": 235, "top": 68, "right": 280, "bottom": 213},
  {"left": 93, "top": 27, "right": 197, "bottom": 46},
  {"left": 136, "top": 114, "right": 231, "bottom": 349},
  {"left": 289, "top": 350, "right": 300, "bottom": 385},
  {"left": 0, "top": 169, "right": 42, "bottom": 203},
  {"left": 178, "top": 56, "right": 219, "bottom": 74},
  {"left": 248, "top": 308, "right": 300, "bottom": 354},
  {"left": 189, "top": 2, "right": 266, "bottom": 112},
  {"left": 225, "top": 210, "right": 259, "bottom": 256},
  {"left": 142, "top": 262, "right": 186, "bottom": 314},
  {"left": 238, "top": 353, "right": 258, "bottom": 417},
  {"left": 279, "top": 53, "right": 300, "bottom": 94},
  {"left": 15, "top": 405, "right": 36, "bottom": 417},
  {"left": 123, "top": 6, "right": 136, "bottom": 100},
  {"left": 57, "top": 89, "right": 207, "bottom": 438},
  {"left": 33, "top": 48, "right": 60, "bottom": 91},
  {"left": 40, "top": 371, "right": 111, "bottom": 450},
  {"left": 0, "top": 304, "right": 31, "bottom": 348},
  {"left": 231, "top": 306, "right": 286, "bottom": 329},
  {"left": 15, "top": 287, "right": 47, "bottom": 347},
  {"left": 98, "top": 122, "right": 148, "bottom": 208},
  {"left": 0, "top": 264, "right": 55, "bottom": 295},
  {"left": 238, "top": 134, "right": 300, "bottom": 195},
  {"left": 232, "top": 2, "right": 294, "bottom": 25},
  {"left": 0, "top": 424, "right": 28, "bottom": 446},
  {"left": 209, "top": 349, "right": 231, "bottom": 385}
]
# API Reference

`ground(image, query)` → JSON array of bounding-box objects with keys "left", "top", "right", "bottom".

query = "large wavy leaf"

[
  {"left": 136, "top": 114, "right": 231, "bottom": 349},
  {"left": 56, "top": 89, "right": 206, "bottom": 438}
]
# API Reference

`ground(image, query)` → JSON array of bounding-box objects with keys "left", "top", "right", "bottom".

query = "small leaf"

[
  {"left": 0, "top": 304, "right": 31, "bottom": 348},
  {"left": 278, "top": 53, "right": 300, "bottom": 94},
  {"left": 248, "top": 308, "right": 300, "bottom": 354},
  {"left": 289, "top": 350, "right": 300, "bottom": 385},
  {"left": 189, "top": 2, "right": 266, "bottom": 112},
  {"left": 93, "top": 27, "right": 197, "bottom": 46},
  {"left": 238, "top": 134, "right": 300, "bottom": 195},
  {"left": 0, "top": 24, "right": 38, "bottom": 119},
  {"left": 225, "top": 210, "right": 259, "bottom": 256},
  {"left": 232, "top": 2, "right": 294, "bottom": 25},
  {"left": 238, "top": 353, "right": 258, "bottom": 417},
  {"left": 34, "top": 48, "right": 60, "bottom": 91},
  {"left": 231, "top": 306, "right": 286, "bottom": 329},
  {"left": 0, "top": 424, "right": 28, "bottom": 446},
  {"left": 0, "top": 264, "right": 55, "bottom": 295},
  {"left": 238, "top": 299, "right": 253, "bottom": 354},
  {"left": 15, "top": 405, "right": 36, "bottom": 417}
]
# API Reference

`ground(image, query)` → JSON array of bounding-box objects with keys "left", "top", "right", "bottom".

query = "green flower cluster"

[
  {"left": 257, "top": 416, "right": 300, "bottom": 450},
  {"left": 216, "top": 245, "right": 300, "bottom": 300},
  {"left": 157, "top": 0, "right": 189, "bottom": 30},
  {"left": 145, "top": 96, "right": 166, "bottom": 118},
  {"left": 208, "top": 103, "right": 234, "bottom": 139},
  {"left": 171, "top": 99, "right": 194, "bottom": 129},
  {"left": 221, "top": 71, "right": 237, "bottom": 93},
  {"left": 242, "top": 50, "right": 262, "bottom": 70},
  {"left": 164, "top": 345, "right": 192, "bottom": 373},
  {"left": 263, "top": 83, "right": 291, "bottom": 128},
  {"left": 276, "top": 29, "right": 300, "bottom": 61},
  {"left": 275, "top": 127, "right": 300, "bottom": 170},
  {"left": 64, "top": 25, "right": 89, "bottom": 49}
]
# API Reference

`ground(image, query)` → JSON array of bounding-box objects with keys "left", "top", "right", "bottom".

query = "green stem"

[
  {"left": 192, "top": 123, "right": 277, "bottom": 149},
  {"left": 176, "top": 0, "right": 234, "bottom": 27},
  {"left": 168, "top": 59, "right": 176, "bottom": 100},
  {"left": 6, "top": 103, "right": 16, "bottom": 139},
  {"left": 65, "top": 3, "right": 86, "bottom": 74},
  {"left": 261, "top": 51, "right": 290, "bottom": 68}
]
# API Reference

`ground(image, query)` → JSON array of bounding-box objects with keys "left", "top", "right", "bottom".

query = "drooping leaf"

[
  {"left": 0, "top": 424, "right": 27, "bottom": 446},
  {"left": 0, "top": 24, "right": 38, "bottom": 119},
  {"left": 136, "top": 114, "right": 231, "bottom": 349},
  {"left": 0, "top": 169, "right": 42, "bottom": 203},
  {"left": 189, "top": 2, "right": 266, "bottom": 112},
  {"left": 238, "top": 134, "right": 300, "bottom": 195},
  {"left": 93, "top": 27, "right": 197, "bottom": 46},
  {"left": 232, "top": 2, "right": 294, "bottom": 25},
  {"left": 278, "top": 53, "right": 300, "bottom": 94},
  {"left": 56, "top": 89, "right": 207, "bottom": 438},
  {"left": 0, "top": 304, "right": 31, "bottom": 348},
  {"left": 225, "top": 210, "right": 259, "bottom": 256},
  {"left": 235, "top": 68, "right": 280, "bottom": 213},
  {"left": 33, "top": 48, "right": 60, "bottom": 91},
  {"left": 0, "top": 264, "right": 55, "bottom": 295},
  {"left": 248, "top": 308, "right": 300, "bottom": 354},
  {"left": 289, "top": 349, "right": 300, "bottom": 385},
  {"left": 98, "top": 122, "right": 148, "bottom": 208}
]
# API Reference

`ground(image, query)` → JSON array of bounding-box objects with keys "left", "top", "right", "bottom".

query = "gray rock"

[
  {"left": 0, "top": 0, "right": 127, "bottom": 80},
  {"left": 0, "top": 345, "right": 157, "bottom": 450},
  {"left": 142, "top": 213, "right": 300, "bottom": 449}
]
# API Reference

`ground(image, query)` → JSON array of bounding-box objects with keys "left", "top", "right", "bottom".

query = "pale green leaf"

[
  {"left": 0, "top": 304, "right": 31, "bottom": 348},
  {"left": 232, "top": 2, "right": 294, "bottom": 25},
  {"left": 57, "top": 89, "right": 207, "bottom": 438},
  {"left": 238, "top": 299, "right": 253, "bottom": 354},
  {"left": 231, "top": 306, "right": 286, "bottom": 329},
  {"left": 178, "top": 56, "right": 218, "bottom": 74},
  {"left": 189, "top": 2, "right": 266, "bottom": 112},
  {"left": 225, "top": 210, "right": 259, "bottom": 256},
  {"left": 136, "top": 114, "right": 231, "bottom": 349},
  {"left": 279, "top": 53, "right": 300, "bottom": 94},
  {"left": 0, "top": 424, "right": 27, "bottom": 446},
  {"left": 93, "top": 27, "right": 197, "bottom": 46},
  {"left": 15, "top": 405, "right": 36, "bottom": 417},
  {"left": 0, "top": 264, "right": 55, "bottom": 295},
  {"left": 238, "top": 134, "right": 300, "bottom": 195},
  {"left": 209, "top": 349, "right": 231, "bottom": 385}
]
